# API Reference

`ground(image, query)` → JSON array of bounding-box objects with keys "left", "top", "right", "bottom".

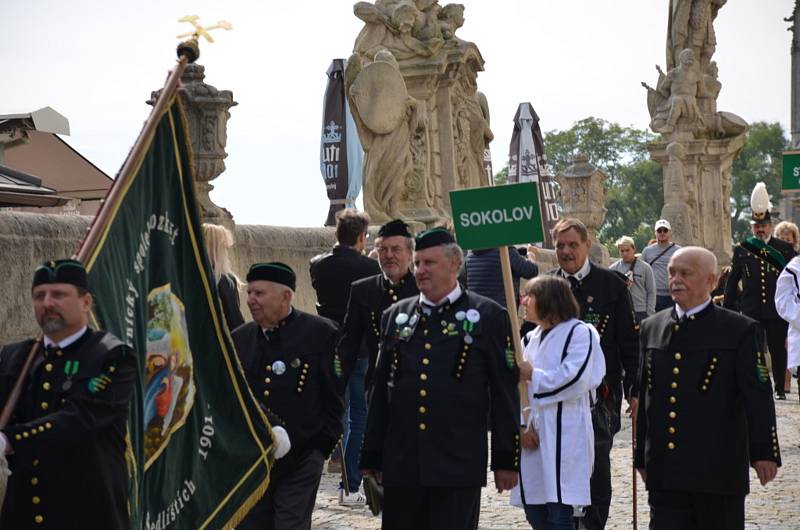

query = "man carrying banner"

[
  {"left": 0, "top": 259, "right": 136, "bottom": 529},
  {"left": 360, "top": 228, "right": 520, "bottom": 530},
  {"left": 233, "top": 262, "right": 343, "bottom": 530},
  {"left": 547, "top": 218, "right": 639, "bottom": 529},
  {"left": 724, "top": 183, "right": 797, "bottom": 399}
]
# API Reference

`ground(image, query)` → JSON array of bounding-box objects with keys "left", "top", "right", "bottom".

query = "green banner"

[
  {"left": 450, "top": 182, "right": 545, "bottom": 250},
  {"left": 84, "top": 98, "right": 272, "bottom": 529},
  {"left": 782, "top": 151, "right": 800, "bottom": 191}
]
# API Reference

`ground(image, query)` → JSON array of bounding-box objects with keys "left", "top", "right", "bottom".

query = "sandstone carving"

[
  {"left": 350, "top": 0, "right": 489, "bottom": 227},
  {"left": 346, "top": 50, "right": 426, "bottom": 223}
]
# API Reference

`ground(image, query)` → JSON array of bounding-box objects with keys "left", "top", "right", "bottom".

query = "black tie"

[
  {"left": 44, "top": 344, "right": 57, "bottom": 358},
  {"left": 567, "top": 276, "right": 581, "bottom": 292}
]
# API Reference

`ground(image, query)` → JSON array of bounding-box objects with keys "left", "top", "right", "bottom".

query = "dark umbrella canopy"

[
  {"left": 320, "top": 59, "right": 363, "bottom": 226},
  {"left": 507, "top": 102, "right": 559, "bottom": 247}
]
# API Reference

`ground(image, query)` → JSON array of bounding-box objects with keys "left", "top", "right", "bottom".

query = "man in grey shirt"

[
  {"left": 610, "top": 236, "right": 656, "bottom": 323},
  {"left": 641, "top": 219, "right": 681, "bottom": 312}
]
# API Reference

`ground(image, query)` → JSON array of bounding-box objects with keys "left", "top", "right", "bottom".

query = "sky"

[{"left": 1, "top": 0, "right": 795, "bottom": 227}]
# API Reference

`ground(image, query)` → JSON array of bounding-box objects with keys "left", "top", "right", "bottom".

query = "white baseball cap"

[{"left": 654, "top": 219, "right": 671, "bottom": 231}]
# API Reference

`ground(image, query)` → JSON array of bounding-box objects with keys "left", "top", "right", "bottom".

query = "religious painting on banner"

[
  {"left": 84, "top": 96, "right": 273, "bottom": 529},
  {"left": 320, "top": 58, "right": 363, "bottom": 226},
  {"left": 507, "top": 102, "right": 559, "bottom": 247}
]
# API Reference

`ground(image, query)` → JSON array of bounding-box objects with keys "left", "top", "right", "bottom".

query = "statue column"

[
  {"left": 554, "top": 153, "right": 610, "bottom": 266},
  {"left": 149, "top": 63, "right": 237, "bottom": 229}
]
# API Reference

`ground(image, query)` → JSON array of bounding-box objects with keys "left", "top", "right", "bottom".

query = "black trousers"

[
  {"left": 237, "top": 448, "right": 325, "bottom": 530},
  {"left": 382, "top": 485, "right": 481, "bottom": 530},
  {"left": 583, "top": 392, "right": 621, "bottom": 530},
  {"left": 648, "top": 489, "right": 744, "bottom": 530},
  {"left": 761, "top": 317, "right": 788, "bottom": 392}
]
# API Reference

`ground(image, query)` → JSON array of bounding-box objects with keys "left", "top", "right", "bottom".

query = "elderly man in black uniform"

[
  {"left": 360, "top": 228, "right": 520, "bottom": 530},
  {"left": 636, "top": 246, "right": 780, "bottom": 529},
  {"left": 336, "top": 220, "right": 418, "bottom": 505},
  {"left": 339, "top": 219, "right": 419, "bottom": 386},
  {"left": 724, "top": 199, "right": 796, "bottom": 399},
  {"left": 547, "top": 218, "right": 639, "bottom": 530},
  {"left": 233, "top": 262, "right": 343, "bottom": 530},
  {"left": 0, "top": 259, "right": 136, "bottom": 529}
]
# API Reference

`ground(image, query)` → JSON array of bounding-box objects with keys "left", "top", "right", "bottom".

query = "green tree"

[
  {"left": 543, "top": 117, "right": 661, "bottom": 254},
  {"left": 729, "top": 122, "right": 788, "bottom": 242},
  {"left": 493, "top": 165, "right": 508, "bottom": 185}
]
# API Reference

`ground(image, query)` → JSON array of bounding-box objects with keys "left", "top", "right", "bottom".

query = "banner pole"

[
  {"left": 499, "top": 247, "right": 530, "bottom": 422},
  {"left": 0, "top": 40, "right": 196, "bottom": 430},
  {"left": 76, "top": 46, "right": 194, "bottom": 263}
]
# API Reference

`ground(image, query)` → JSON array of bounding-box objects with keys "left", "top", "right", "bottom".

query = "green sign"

[
  {"left": 450, "top": 182, "right": 544, "bottom": 250},
  {"left": 782, "top": 150, "right": 800, "bottom": 190}
]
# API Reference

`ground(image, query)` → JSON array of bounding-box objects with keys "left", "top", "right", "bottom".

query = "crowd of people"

[{"left": 0, "top": 195, "right": 795, "bottom": 529}]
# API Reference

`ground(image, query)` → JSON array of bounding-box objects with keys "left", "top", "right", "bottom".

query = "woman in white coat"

[{"left": 511, "top": 275, "right": 606, "bottom": 530}]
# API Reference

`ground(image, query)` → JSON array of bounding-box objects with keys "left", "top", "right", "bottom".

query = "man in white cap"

[{"left": 642, "top": 219, "right": 681, "bottom": 312}]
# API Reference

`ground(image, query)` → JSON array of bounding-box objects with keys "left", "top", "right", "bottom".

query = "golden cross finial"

[{"left": 177, "top": 15, "right": 233, "bottom": 43}]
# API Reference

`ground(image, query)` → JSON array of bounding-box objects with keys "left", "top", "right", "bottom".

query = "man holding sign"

[{"left": 360, "top": 228, "right": 520, "bottom": 530}]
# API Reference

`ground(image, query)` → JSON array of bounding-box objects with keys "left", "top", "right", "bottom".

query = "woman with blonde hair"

[
  {"left": 774, "top": 220, "right": 800, "bottom": 394},
  {"left": 202, "top": 223, "right": 245, "bottom": 331},
  {"left": 774, "top": 220, "right": 800, "bottom": 252}
]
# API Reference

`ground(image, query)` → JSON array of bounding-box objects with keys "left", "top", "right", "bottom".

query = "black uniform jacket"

[
  {"left": 724, "top": 236, "right": 796, "bottom": 319},
  {"left": 337, "top": 270, "right": 418, "bottom": 387},
  {"left": 634, "top": 304, "right": 781, "bottom": 495},
  {"left": 360, "top": 289, "right": 521, "bottom": 488},
  {"left": 309, "top": 245, "right": 381, "bottom": 325},
  {"left": 232, "top": 309, "right": 343, "bottom": 458},
  {"left": 549, "top": 264, "right": 640, "bottom": 398},
  {"left": 0, "top": 329, "right": 136, "bottom": 530}
]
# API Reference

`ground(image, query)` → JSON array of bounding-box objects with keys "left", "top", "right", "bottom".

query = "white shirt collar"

[
  {"left": 420, "top": 282, "right": 462, "bottom": 307},
  {"left": 560, "top": 259, "right": 591, "bottom": 281},
  {"left": 43, "top": 326, "right": 87, "bottom": 349},
  {"left": 262, "top": 307, "right": 293, "bottom": 334},
  {"left": 674, "top": 297, "right": 712, "bottom": 319}
]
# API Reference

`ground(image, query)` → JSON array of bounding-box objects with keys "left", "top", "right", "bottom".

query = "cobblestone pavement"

[{"left": 312, "top": 396, "right": 800, "bottom": 529}]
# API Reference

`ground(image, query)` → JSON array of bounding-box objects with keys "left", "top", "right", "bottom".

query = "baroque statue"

[
  {"left": 642, "top": 0, "right": 744, "bottom": 266},
  {"left": 345, "top": 49, "right": 427, "bottom": 223},
  {"left": 349, "top": 0, "right": 490, "bottom": 226},
  {"left": 643, "top": 0, "right": 745, "bottom": 139}
]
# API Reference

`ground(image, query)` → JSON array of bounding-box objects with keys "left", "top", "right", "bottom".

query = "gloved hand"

[
  {"left": 271, "top": 426, "right": 291, "bottom": 459},
  {"left": 0, "top": 432, "right": 9, "bottom": 456}
]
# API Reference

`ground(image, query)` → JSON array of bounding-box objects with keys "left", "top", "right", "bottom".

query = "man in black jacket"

[
  {"left": 309, "top": 209, "right": 381, "bottom": 325},
  {"left": 361, "top": 228, "right": 520, "bottom": 530},
  {"left": 636, "top": 246, "right": 779, "bottom": 529},
  {"left": 548, "top": 218, "right": 639, "bottom": 530},
  {"left": 724, "top": 207, "right": 796, "bottom": 399},
  {"left": 309, "top": 208, "right": 380, "bottom": 501},
  {"left": 233, "top": 263, "right": 343, "bottom": 530},
  {"left": 0, "top": 259, "right": 136, "bottom": 530},
  {"left": 337, "top": 219, "right": 418, "bottom": 506},
  {"left": 339, "top": 219, "right": 419, "bottom": 387}
]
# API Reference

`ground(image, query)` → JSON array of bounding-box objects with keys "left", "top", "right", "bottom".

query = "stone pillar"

[
  {"left": 383, "top": 43, "right": 488, "bottom": 227},
  {"left": 647, "top": 135, "right": 744, "bottom": 267},
  {"left": 149, "top": 63, "right": 237, "bottom": 230},
  {"left": 554, "top": 153, "right": 610, "bottom": 266}
]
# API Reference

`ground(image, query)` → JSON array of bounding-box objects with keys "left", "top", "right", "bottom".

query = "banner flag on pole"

[
  {"left": 507, "top": 102, "right": 559, "bottom": 247},
  {"left": 83, "top": 95, "right": 272, "bottom": 530},
  {"left": 321, "top": 58, "right": 363, "bottom": 226}
]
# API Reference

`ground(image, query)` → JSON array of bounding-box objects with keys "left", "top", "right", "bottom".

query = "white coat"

[
  {"left": 776, "top": 256, "right": 800, "bottom": 369},
  {"left": 510, "top": 318, "right": 606, "bottom": 508}
]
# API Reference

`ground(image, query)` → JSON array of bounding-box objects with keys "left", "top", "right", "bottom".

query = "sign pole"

[{"left": 499, "top": 247, "right": 530, "bottom": 417}]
